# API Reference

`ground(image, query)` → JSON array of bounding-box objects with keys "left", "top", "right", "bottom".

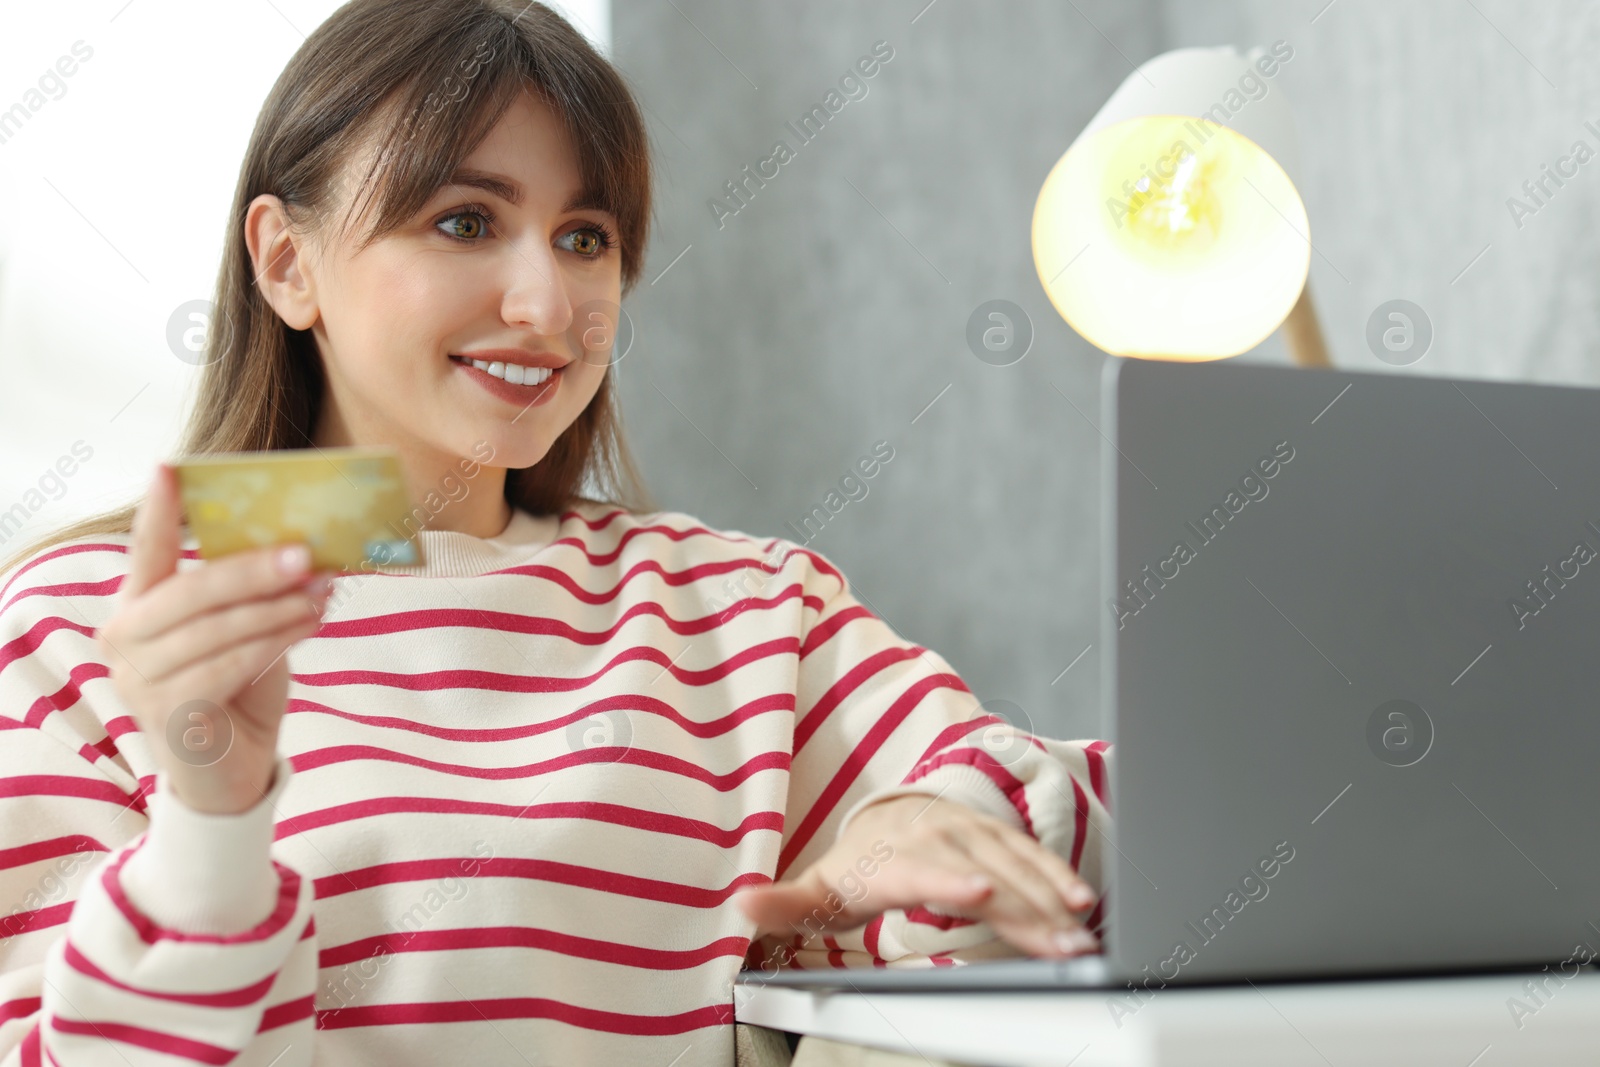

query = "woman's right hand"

[{"left": 99, "top": 462, "right": 337, "bottom": 815}]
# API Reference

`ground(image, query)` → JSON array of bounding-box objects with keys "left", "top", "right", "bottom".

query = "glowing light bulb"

[
  {"left": 1148, "top": 152, "right": 1203, "bottom": 235},
  {"left": 1032, "top": 114, "right": 1308, "bottom": 361}
]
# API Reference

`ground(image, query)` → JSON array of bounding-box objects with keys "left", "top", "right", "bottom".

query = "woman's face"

[{"left": 298, "top": 90, "right": 621, "bottom": 473}]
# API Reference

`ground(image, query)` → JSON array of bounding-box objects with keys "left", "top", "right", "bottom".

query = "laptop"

[{"left": 738, "top": 357, "right": 1600, "bottom": 992}]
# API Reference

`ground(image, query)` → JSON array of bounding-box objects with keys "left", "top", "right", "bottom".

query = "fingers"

[
  {"left": 733, "top": 863, "right": 992, "bottom": 943},
  {"left": 734, "top": 801, "right": 1104, "bottom": 964},
  {"left": 732, "top": 881, "right": 819, "bottom": 938},
  {"left": 122, "top": 463, "right": 183, "bottom": 601},
  {"left": 159, "top": 609, "right": 325, "bottom": 705},
  {"left": 119, "top": 543, "right": 322, "bottom": 644},
  {"left": 945, "top": 827, "right": 1068, "bottom": 927},
  {"left": 733, "top": 872, "right": 869, "bottom": 939},
  {"left": 944, "top": 825, "right": 1099, "bottom": 957},
  {"left": 135, "top": 580, "right": 334, "bottom": 682},
  {"left": 995, "top": 823, "right": 1097, "bottom": 915}
]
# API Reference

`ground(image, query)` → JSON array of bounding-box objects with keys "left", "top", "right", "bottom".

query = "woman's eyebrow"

[
  {"left": 559, "top": 190, "right": 612, "bottom": 215},
  {"left": 449, "top": 168, "right": 522, "bottom": 204},
  {"left": 446, "top": 169, "right": 611, "bottom": 216}
]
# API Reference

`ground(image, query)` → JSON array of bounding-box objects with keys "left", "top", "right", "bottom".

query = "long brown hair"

[{"left": 2, "top": 0, "right": 655, "bottom": 578}]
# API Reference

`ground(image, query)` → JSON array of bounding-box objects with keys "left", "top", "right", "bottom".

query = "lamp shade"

[{"left": 1032, "top": 46, "right": 1310, "bottom": 362}]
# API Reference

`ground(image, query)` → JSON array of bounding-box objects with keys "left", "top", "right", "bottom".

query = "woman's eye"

[
  {"left": 557, "top": 227, "right": 607, "bottom": 257},
  {"left": 437, "top": 211, "right": 490, "bottom": 241}
]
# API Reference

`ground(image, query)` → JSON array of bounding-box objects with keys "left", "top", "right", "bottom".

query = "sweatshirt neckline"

[{"left": 367, "top": 506, "right": 562, "bottom": 578}]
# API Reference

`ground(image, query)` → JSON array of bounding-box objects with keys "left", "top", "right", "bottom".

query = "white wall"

[{"left": 0, "top": 0, "right": 609, "bottom": 552}]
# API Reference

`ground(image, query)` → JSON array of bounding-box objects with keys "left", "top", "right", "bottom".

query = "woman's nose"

[{"left": 500, "top": 247, "right": 573, "bottom": 335}]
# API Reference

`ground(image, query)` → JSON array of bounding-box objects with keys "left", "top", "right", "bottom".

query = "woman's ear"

[{"left": 244, "top": 193, "right": 319, "bottom": 331}]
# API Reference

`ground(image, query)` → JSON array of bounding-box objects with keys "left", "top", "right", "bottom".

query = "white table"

[{"left": 733, "top": 967, "right": 1600, "bottom": 1066}]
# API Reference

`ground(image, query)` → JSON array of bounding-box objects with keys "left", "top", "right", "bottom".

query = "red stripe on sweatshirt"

[
  {"left": 1, "top": 577, "right": 123, "bottom": 615},
  {"left": 61, "top": 940, "right": 276, "bottom": 1007},
  {"left": 48, "top": 1016, "right": 237, "bottom": 1065},
  {"left": 286, "top": 691, "right": 791, "bottom": 743},
  {"left": 904, "top": 747, "right": 1035, "bottom": 838},
  {"left": 500, "top": 517, "right": 750, "bottom": 567},
  {"left": 520, "top": 518, "right": 813, "bottom": 569},
  {"left": 0, "top": 997, "right": 40, "bottom": 1025},
  {"left": 557, "top": 506, "right": 628, "bottom": 531},
  {"left": 314, "top": 995, "right": 735, "bottom": 1036},
  {"left": 0, "top": 543, "right": 198, "bottom": 606},
  {"left": 79, "top": 734, "right": 121, "bottom": 764},
  {"left": 0, "top": 615, "right": 95, "bottom": 676},
  {"left": 793, "top": 645, "right": 927, "bottom": 754},
  {"left": 106, "top": 718, "right": 141, "bottom": 747},
  {"left": 23, "top": 662, "right": 110, "bottom": 728},
  {"left": 258, "top": 994, "right": 316, "bottom": 1032},
  {"left": 479, "top": 558, "right": 790, "bottom": 607},
  {"left": 102, "top": 848, "right": 303, "bottom": 946},
  {"left": 19, "top": 1021, "right": 40, "bottom": 1067},
  {"left": 275, "top": 793, "right": 784, "bottom": 846},
  {"left": 314, "top": 856, "right": 768, "bottom": 908},
  {"left": 863, "top": 915, "right": 883, "bottom": 961},
  {"left": 0, "top": 774, "right": 142, "bottom": 811},
  {"left": 319, "top": 925, "right": 749, "bottom": 970},
  {"left": 0, "top": 901, "right": 73, "bottom": 939},
  {"left": 777, "top": 672, "right": 970, "bottom": 877},
  {"left": 288, "top": 744, "right": 790, "bottom": 792},
  {"left": 1085, "top": 740, "right": 1110, "bottom": 811},
  {"left": 902, "top": 907, "right": 977, "bottom": 931},
  {"left": 796, "top": 604, "right": 877, "bottom": 660},
  {"left": 0, "top": 542, "right": 126, "bottom": 604},
  {"left": 499, "top": 537, "right": 840, "bottom": 593},
  {"left": 1068, "top": 776, "right": 1091, "bottom": 872},
  {"left": 290, "top": 636, "right": 798, "bottom": 692},
  {"left": 309, "top": 584, "right": 815, "bottom": 644},
  {"left": 906, "top": 715, "right": 997, "bottom": 766},
  {"left": 0, "top": 834, "right": 107, "bottom": 872}
]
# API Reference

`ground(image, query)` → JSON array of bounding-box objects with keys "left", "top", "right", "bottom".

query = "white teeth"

[{"left": 461, "top": 357, "right": 555, "bottom": 385}]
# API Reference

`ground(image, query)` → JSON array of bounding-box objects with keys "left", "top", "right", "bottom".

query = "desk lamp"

[{"left": 1032, "top": 45, "right": 1328, "bottom": 366}]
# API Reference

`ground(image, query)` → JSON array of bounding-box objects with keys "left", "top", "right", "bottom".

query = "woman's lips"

[{"left": 450, "top": 355, "right": 563, "bottom": 408}]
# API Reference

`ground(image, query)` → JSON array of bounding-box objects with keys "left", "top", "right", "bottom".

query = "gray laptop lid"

[
  {"left": 736, "top": 356, "right": 1600, "bottom": 995},
  {"left": 1106, "top": 357, "right": 1600, "bottom": 985}
]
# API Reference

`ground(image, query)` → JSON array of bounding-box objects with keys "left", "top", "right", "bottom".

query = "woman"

[{"left": 0, "top": 1, "right": 1112, "bottom": 1063}]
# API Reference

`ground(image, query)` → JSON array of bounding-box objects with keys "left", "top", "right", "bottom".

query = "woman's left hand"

[{"left": 732, "top": 793, "right": 1101, "bottom": 961}]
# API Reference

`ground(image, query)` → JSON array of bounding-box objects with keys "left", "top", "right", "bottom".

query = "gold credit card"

[{"left": 173, "top": 447, "right": 424, "bottom": 571}]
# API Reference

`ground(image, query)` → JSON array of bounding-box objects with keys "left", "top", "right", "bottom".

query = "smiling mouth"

[{"left": 449, "top": 354, "right": 558, "bottom": 387}]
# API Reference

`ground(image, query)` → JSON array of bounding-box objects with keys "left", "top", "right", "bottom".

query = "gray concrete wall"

[{"left": 612, "top": 0, "right": 1594, "bottom": 740}]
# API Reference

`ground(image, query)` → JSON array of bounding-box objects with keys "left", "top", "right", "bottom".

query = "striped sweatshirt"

[{"left": 0, "top": 501, "right": 1113, "bottom": 1065}]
